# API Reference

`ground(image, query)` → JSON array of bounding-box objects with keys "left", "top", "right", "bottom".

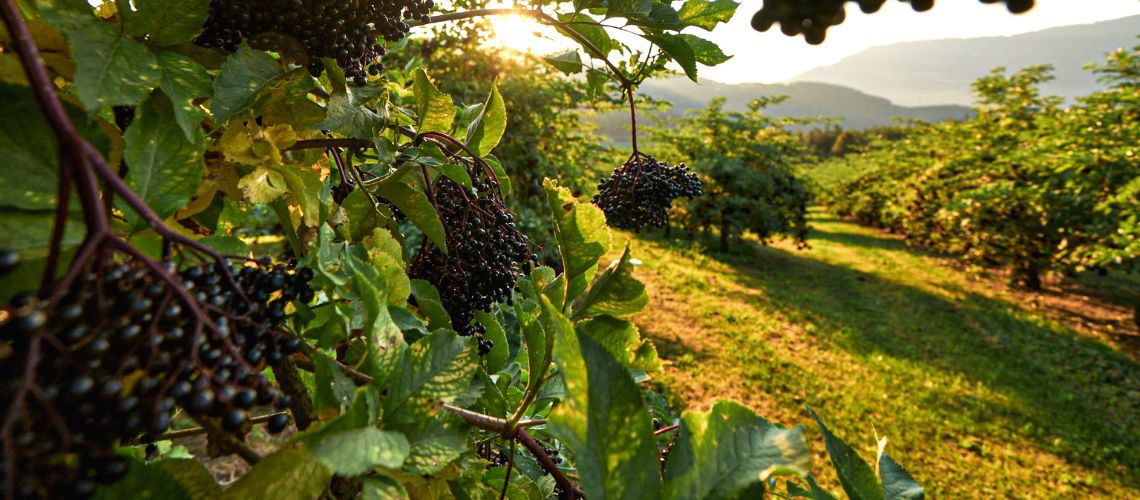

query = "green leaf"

[
  {"left": 402, "top": 419, "right": 468, "bottom": 475},
  {"left": 465, "top": 83, "right": 507, "bottom": 157},
  {"left": 339, "top": 190, "right": 383, "bottom": 243},
  {"left": 316, "top": 80, "right": 386, "bottom": 136},
  {"left": 0, "top": 84, "right": 109, "bottom": 210},
  {"left": 413, "top": 68, "right": 455, "bottom": 134},
  {"left": 483, "top": 155, "right": 512, "bottom": 196},
  {"left": 223, "top": 446, "right": 332, "bottom": 500},
  {"left": 120, "top": 94, "right": 205, "bottom": 230},
  {"left": 126, "top": 0, "right": 210, "bottom": 46},
  {"left": 663, "top": 401, "right": 811, "bottom": 499},
  {"left": 571, "top": 243, "right": 648, "bottom": 319},
  {"left": 362, "top": 474, "right": 410, "bottom": 500},
  {"left": 212, "top": 48, "right": 284, "bottom": 125},
  {"left": 0, "top": 208, "right": 84, "bottom": 259},
  {"left": 311, "top": 349, "right": 356, "bottom": 412},
  {"left": 382, "top": 330, "right": 478, "bottom": 425},
  {"left": 363, "top": 228, "right": 412, "bottom": 307},
  {"left": 435, "top": 161, "right": 473, "bottom": 190},
  {"left": 807, "top": 405, "right": 885, "bottom": 500},
  {"left": 543, "top": 179, "right": 612, "bottom": 306},
  {"left": 475, "top": 310, "right": 508, "bottom": 373},
  {"left": 348, "top": 254, "right": 406, "bottom": 381},
  {"left": 586, "top": 68, "right": 610, "bottom": 99},
  {"left": 198, "top": 235, "right": 249, "bottom": 255},
  {"left": 35, "top": 0, "right": 95, "bottom": 32},
  {"left": 556, "top": 13, "right": 613, "bottom": 56},
  {"left": 410, "top": 279, "right": 452, "bottom": 330},
  {"left": 155, "top": 52, "right": 212, "bottom": 142},
  {"left": 575, "top": 315, "right": 658, "bottom": 373},
  {"left": 543, "top": 50, "right": 584, "bottom": 75},
  {"left": 372, "top": 164, "right": 448, "bottom": 253},
  {"left": 275, "top": 166, "right": 323, "bottom": 227},
  {"left": 677, "top": 0, "right": 740, "bottom": 31},
  {"left": 68, "top": 21, "right": 160, "bottom": 111},
  {"left": 645, "top": 33, "right": 698, "bottom": 82},
  {"left": 548, "top": 294, "right": 663, "bottom": 498},
  {"left": 632, "top": 3, "right": 682, "bottom": 30},
  {"left": 877, "top": 439, "right": 925, "bottom": 500},
  {"left": 680, "top": 34, "right": 731, "bottom": 66},
  {"left": 519, "top": 303, "right": 549, "bottom": 406},
  {"left": 302, "top": 426, "right": 411, "bottom": 477},
  {"left": 605, "top": 0, "right": 653, "bottom": 19},
  {"left": 94, "top": 458, "right": 220, "bottom": 500}
]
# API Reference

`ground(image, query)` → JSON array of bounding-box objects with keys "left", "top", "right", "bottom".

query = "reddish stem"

[
  {"left": 654, "top": 423, "right": 680, "bottom": 436},
  {"left": 517, "top": 429, "right": 583, "bottom": 499}
]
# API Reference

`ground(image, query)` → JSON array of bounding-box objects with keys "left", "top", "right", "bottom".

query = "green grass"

[{"left": 627, "top": 210, "right": 1140, "bottom": 497}]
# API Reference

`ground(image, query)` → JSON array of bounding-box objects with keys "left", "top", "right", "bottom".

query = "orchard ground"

[{"left": 626, "top": 209, "right": 1140, "bottom": 497}]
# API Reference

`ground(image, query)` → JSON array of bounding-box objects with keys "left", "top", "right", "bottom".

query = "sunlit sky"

[{"left": 487, "top": 1, "right": 1140, "bottom": 84}]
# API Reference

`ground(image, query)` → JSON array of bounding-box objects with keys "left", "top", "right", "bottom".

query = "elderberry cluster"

[
  {"left": 409, "top": 173, "right": 537, "bottom": 354},
  {"left": 592, "top": 155, "right": 702, "bottom": 231},
  {"left": 751, "top": 0, "right": 1033, "bottom": 44},
  {"left": 0, "top": 258, "right": 313, "bottom": 498},
  {"left": 194, "top": 0, "right": 435, "bottom": 85}
]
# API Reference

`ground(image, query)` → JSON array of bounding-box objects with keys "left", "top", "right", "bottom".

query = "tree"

[
  {"left": 817, "top": 51, "right": 1139, "bottom": 292},
  {"left": 653, "top": 97, "right": 812, "bottom": 251}
]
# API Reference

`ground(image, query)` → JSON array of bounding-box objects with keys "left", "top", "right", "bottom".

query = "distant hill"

[
  {"left": 792, "top": 15, "right": 1140, "bottom": 106},
  {"left": 590, "top": 78, "right": 971, "bottom": 144}
]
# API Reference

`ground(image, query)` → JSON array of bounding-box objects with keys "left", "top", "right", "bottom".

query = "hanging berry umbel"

[
  {"left": 1, "top": 258, "right": 313, "bottom": 498},
  {"left": 751, "top": 0, "right": 1035, "bottom": 45},
  {"left": 591, "top": 84, "right": 704, "bottom": 232},
  {"left": 0, "top": 6, "right": 319, "bottom": 497},
  {"left": 195, "top": 0, "right": 435, "bottom": 85},
  {"left": 406, "top": 133, "right": 539, "bottom": 354},
  {"left": 592, "top": 155, "right": 702, "bottom": 232}
]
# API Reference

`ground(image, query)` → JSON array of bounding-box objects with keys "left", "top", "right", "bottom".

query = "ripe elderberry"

[
  {"left": 752, "top": 0, "right": 1034, "bottom": 45},
  {"left": 592, "top": 155, "right": 702, "bottom": 231},
  {"left": 408, "top": 167, "right": 537, "bottom": 354},
  {"left": 195, "top": 0, "right": 435, "bottom": 85},
  {"left": 0, "top": 258, "right": 315, "bottom": 498}
]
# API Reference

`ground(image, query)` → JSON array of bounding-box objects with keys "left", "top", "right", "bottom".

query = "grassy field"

[{"left": 626, "top": 210, "right": 1140, "bottom": 498}]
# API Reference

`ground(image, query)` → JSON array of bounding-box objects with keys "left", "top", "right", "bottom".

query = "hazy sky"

[
  {"left": 702, "top": 1, "right": 1140, "bottom": 83},
  {"left": 487, "top": 1, "right": 1140, "bottom": 83}
]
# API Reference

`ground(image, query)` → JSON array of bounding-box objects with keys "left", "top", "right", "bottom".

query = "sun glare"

[{"left": 484, "top": 14, "right": 572, "bottom": 55}]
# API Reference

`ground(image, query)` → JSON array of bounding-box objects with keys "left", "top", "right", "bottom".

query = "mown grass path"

[{"left": 628, "top": 212, "right": 1140, "bottom": 498}]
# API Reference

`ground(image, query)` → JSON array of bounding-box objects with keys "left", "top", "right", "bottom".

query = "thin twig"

[
  {"left": 291, "top": 350, "right": 374, "bottom": 386},
  {"left": 286, "top": 138, "right": 372, "bottom": 151},
  {"left": 654, "top": 423, "right": 680, "bottom": 436},
  {"left": 195, "top": 416, "right": 261, "bottom": 465},
  {"left": 131, "top": 412, "right": 289, "bottom": 444},
  {"left": 517, "top": 429, "right": 583, "bottom": 499},
  {"left": 499, "top": 439, "right": 515, "bottom": 500}
]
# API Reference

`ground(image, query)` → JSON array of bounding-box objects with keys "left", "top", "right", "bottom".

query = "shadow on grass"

[{"left": 640, "top": 229, "right": 1140, "bottom": 487}]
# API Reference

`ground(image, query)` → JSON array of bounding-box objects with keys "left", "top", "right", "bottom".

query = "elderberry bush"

[
  {"left": 751, "top": 0, "right": 1034, "bottom": 44},
  {"left": 195, "top": 0, "right": 435, "bottom": 85},
  {"left": 409, "top": 171, "right": 537, "bottom": 353},
  {"left": 0, "top": 258, "right": 312, "bottom": 498},
  {"left": 592, "top": 155, "right": 702, "bottom": 231}
]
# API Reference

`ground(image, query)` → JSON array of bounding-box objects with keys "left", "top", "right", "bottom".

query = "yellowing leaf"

[{"left": 238, "top": 167, "right": 287, "bottom": 204}]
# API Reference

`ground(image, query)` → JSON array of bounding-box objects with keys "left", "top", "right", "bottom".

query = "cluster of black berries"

[
  {"left": 544, "top": 445, "right": 563, "bottom": 465},
  {"left": 592, "top": 155, "right": 702, "bottom": 231},
  {"left": 751, "top": 0, "right": 1033, "bottom": 44},
  {"left": 194, "top": 0, "right": 435, "bottom": 85},
  {"left": 409, "top": 170, "right": 537, "bottom": 354},
  {"left": 0, "top": 258, "right": 313, "bottom": 498},
  {"left": 487, "top": 452, "right": 510, "bottom": 468}
]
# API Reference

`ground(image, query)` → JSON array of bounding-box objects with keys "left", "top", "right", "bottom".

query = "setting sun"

[{"left": 484, "top": 14, "right": 573, "bottom": 55}]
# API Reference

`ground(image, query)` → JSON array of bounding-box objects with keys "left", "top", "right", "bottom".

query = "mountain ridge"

[
  {"left": 590, "top": 79, "right": 971, "bottom": 143},
  {"left": 791, "top": 15, "right": 1140, "bottom": 106}
]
